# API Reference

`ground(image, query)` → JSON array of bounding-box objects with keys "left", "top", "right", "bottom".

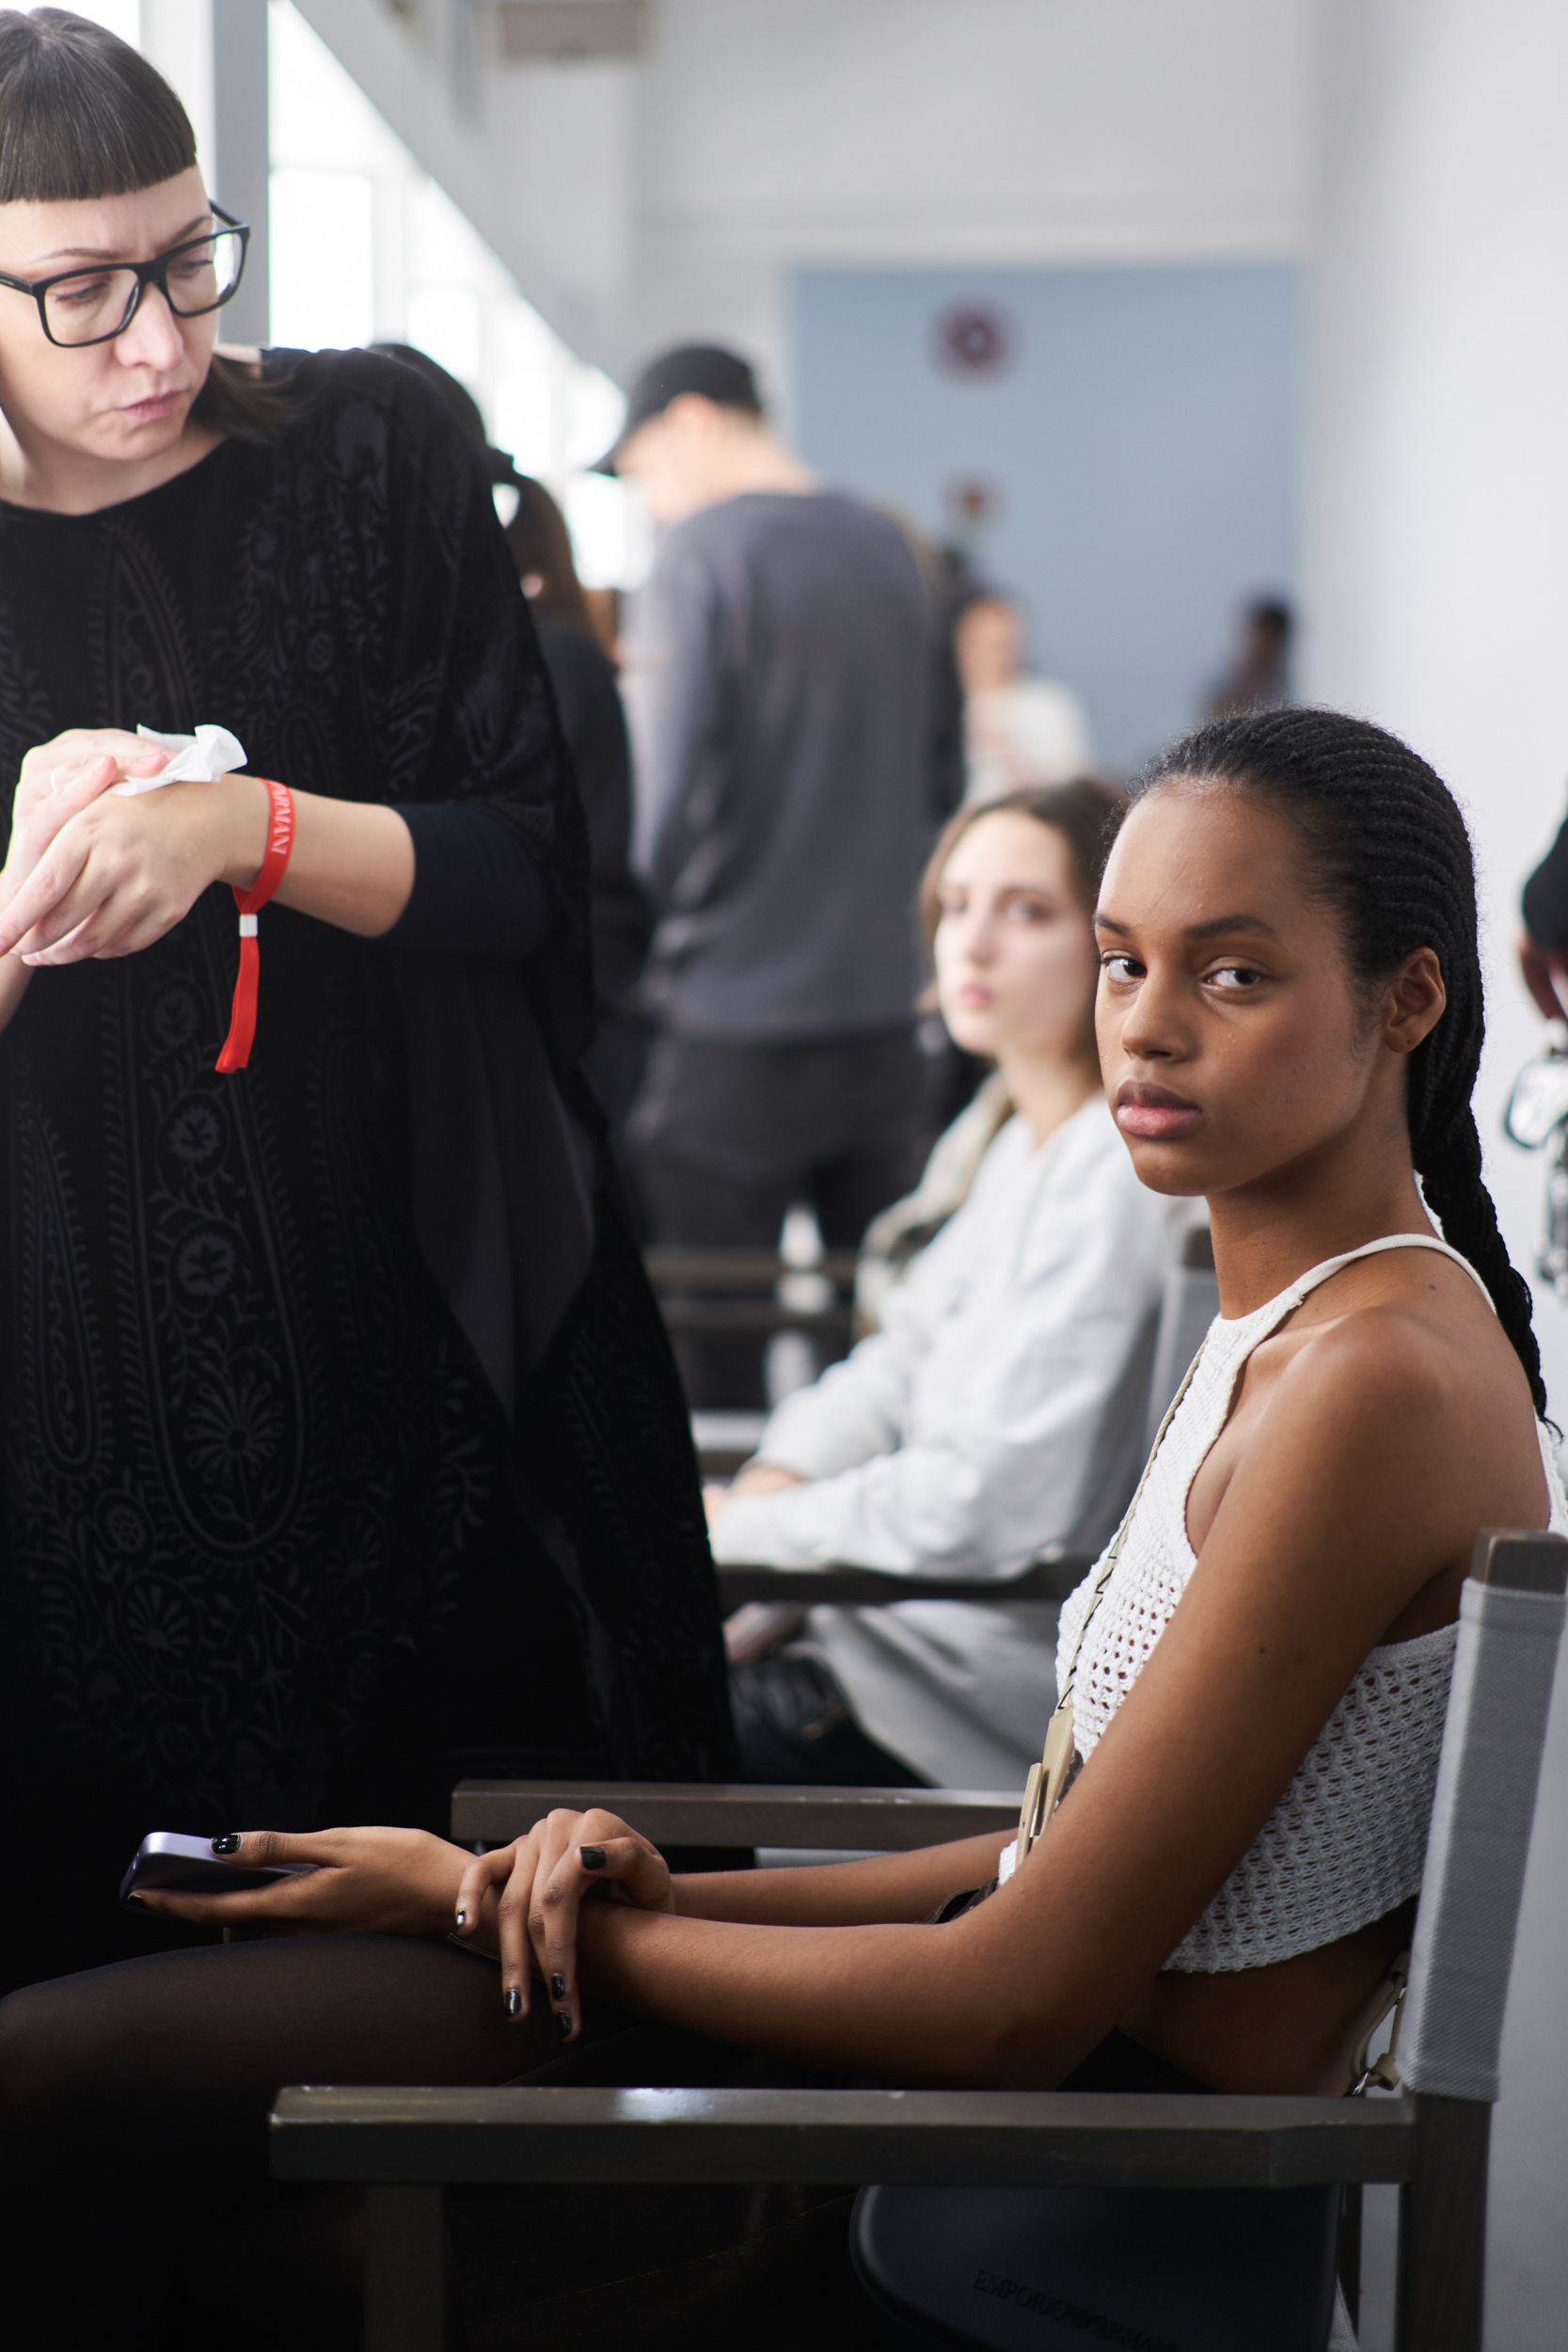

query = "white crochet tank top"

[{"left": 1055, "top": 1233, "right": 1568, "bottom": 1974}]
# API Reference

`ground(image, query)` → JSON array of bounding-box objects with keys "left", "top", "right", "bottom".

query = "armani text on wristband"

[{"left": 215, "top": 778, "right": 295, "bottom": 1073}]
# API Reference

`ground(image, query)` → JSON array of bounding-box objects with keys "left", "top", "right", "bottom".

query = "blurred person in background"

[
  {"left": 499, "top": 470, "right": 654, "bottom": 1131},
  {"left": 1202, "top": 593, "right": 1293, "bottom": 722},
  {"left": 956, "top": 591, "right": 1095, "bottom": 803},
  {"left": 372, "top": 346, "right": 654, "bottom": 1132},
  {"left": 709, "top": 783, "right": 1187, "bottom": 1790},
  {"left": 606, "top": 345, "right": 937, "bottom": 1401},
  {"left": 1518, "top": 795, "right": 1568, "bottom": 1022}
]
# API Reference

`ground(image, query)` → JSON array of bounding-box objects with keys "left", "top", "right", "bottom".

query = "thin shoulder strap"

[{"left": 1286, "top": 1232, "right": 1495, "bottom": 1313}]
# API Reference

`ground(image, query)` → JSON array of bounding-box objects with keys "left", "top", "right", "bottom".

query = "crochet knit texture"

[{"left": 1055, "top": 1236, "right": 1568, "bottom": 1973}]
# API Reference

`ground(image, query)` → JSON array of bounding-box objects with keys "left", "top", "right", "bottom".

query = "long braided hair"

[{"left": 1141, "top": 707, "right": 1547, "bottom": 1418}]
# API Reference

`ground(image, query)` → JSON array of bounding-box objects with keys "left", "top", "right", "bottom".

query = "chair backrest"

[
  {"left": 1400, "top": 1527, "right": 1568, "bottom": 2101},
  {"left": 1143, "top": 1223, "right": 1219, "bottom": 1454}
]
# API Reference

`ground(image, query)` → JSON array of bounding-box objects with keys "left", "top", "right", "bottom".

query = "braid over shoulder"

[{"left": 1141, "top": 707, "right": 1547, "bottom": 1419}]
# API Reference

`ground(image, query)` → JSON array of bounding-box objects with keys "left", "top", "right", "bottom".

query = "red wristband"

[{"left": 214, "top": 778, "right": 295, "bottom": 1073}]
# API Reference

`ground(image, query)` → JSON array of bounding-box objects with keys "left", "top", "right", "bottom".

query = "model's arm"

[
  {"left": 533, "top": 1307, "right": 1556, "bottom": 2075},
  {"left": 141, "top": 1301, "right": 1546, "bottom": 2084},
  {"left": 672, "top": 1834, "right": 1009, "bottom": 1926}
]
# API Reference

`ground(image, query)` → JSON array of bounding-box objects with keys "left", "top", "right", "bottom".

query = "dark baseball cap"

[{"left": 592, "top": 343, "right": 762, "bottom": 474}]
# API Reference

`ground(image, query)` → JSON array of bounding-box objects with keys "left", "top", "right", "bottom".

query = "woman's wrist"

[
  {"left": 213, "top": 771, "right": 274, "bottom": 891},
  {"left": 729, "top": 1461, "right": 806, "bottom": 1500}
]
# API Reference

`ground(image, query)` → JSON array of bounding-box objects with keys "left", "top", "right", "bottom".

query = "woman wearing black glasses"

[{"left": 0, "top": 9, "right": 733, "bottom": 1997}]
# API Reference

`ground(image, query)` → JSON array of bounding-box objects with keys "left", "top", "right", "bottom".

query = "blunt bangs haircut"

[
  {"left": 0, "top": 8, "right": 287, "bottom": 442},
  {"left": 0, "top": 8, "right": 192, "bottom": 203}
]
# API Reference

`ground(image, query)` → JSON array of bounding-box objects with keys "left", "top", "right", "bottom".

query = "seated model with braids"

[{"left": 5, "top": 707, "right": 1562, "bottom": 2349}]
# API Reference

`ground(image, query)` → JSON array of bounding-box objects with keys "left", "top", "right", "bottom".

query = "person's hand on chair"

[
  {"left": 452, "top": 1807, "right": 675, "bottom": 2041},
  {"left": 706, "top": 1460, "right": 804, "bottom": 1531}
]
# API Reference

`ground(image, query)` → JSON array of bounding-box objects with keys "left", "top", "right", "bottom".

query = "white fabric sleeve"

[
  {"left": 711, "top": 1165, "right": 1170, "bottom": 1576},
  {"left": 740, "top": 1317, "right": 933, "bottom": 1485}
]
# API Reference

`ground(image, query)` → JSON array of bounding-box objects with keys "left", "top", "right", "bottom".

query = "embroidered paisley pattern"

[{"left": 0, "top": 355, "right": 729, "bottom": 1927}]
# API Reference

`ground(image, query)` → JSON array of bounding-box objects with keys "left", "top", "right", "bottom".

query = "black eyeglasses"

[{"left": 0, "top": 203, "right": 249, "bottom": 349}]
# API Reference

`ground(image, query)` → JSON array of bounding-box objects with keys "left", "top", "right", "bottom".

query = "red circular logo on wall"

[{"left": 930, "top": 302, "right": 1017, "bottom": 381}]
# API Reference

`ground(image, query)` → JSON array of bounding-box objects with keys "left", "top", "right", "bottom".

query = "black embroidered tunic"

[{"left": 0, "top": 352, "right": 732, "bottom": 1989}]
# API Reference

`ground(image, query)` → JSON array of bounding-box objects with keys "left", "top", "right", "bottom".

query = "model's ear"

[{"left": 1384, "top": 946, "right": 1447, "bottom": 1055}]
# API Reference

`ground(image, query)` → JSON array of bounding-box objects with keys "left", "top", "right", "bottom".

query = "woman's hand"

[
  {"left": 131, "top": 1826, "right": 472, "bottom": 1940},
  {"left": 0, "top": 724, "right": 269, "bottom": 966},
  {"left": 705, "top": 1461, "right": 803, "bottom": 1529},
  {"left": 453, "top": 1808, "right": 675, "bottom": 2038},
  {"left": 2, "top": 728, "right": 172, "bottom": 909}
]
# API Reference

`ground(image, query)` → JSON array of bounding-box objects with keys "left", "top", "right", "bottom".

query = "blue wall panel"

[{"left": 793, "top": 262, "right": 1300, "bottom": 774}]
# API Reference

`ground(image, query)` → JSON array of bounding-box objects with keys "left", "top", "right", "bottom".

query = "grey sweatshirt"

[{"left": 621, "top": 490, "right": 933, "bottom": 1041}]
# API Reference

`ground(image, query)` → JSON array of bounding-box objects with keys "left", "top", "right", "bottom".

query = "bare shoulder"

[
  {"left": 1188, "top": 1245, "right": 1546, "bottom": 1577},
  {"left": 1247, "top": 1255, "right": 1547, "bottom": 1544},
  {"left": 1281, "top": 1247, "right": 1531, "bottom": 1430}
]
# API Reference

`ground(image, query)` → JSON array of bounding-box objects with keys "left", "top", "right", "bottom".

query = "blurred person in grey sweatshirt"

[{"left": 604, "top": 346, "right": 935, "bottom": 1402}]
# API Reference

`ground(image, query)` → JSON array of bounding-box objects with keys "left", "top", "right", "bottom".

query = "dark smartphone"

[{"left": 120, "top": 1832, "right": 318, "bottom": 1906}]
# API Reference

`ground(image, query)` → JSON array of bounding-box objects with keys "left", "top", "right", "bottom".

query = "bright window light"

[
  {"left": 267, "top": 0, "right": 636, "bottom": 585},
  {"left": 270, "top": 168, "right": 374, "bottom": 353}
]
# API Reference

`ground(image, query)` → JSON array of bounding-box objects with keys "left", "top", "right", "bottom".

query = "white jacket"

[{"left": 711, "top": 1096, "right": 1187, "bottom": 1786}]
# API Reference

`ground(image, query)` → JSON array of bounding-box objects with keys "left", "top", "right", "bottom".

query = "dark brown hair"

[
  {"left": 0, "top": 8, "right": 285, "bottom": 442},
  {"left": 502, "top": 477, "right": 594, "bottom": 634},
  {"left": 367, "top": 342, "right": 596, "bottom": 635},
  {"left": 919, "top": 778, "right": 1130, "bottom": 956}
]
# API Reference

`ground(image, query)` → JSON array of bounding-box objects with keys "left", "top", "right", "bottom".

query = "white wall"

[
  {"left": 797, "top": 261, "right": 1299, "bottom": 771},
  {"left": 1306, "top": 11, "right": 1568, "bottom": 2343},
  {"left": 1305, "top": 0, "right": 1568, "bottom": 1418},
  {"left": 286, "top": 2, "right": 1316, "bottom": 402},
  {"left": 630, "top": 0, "right": 1314, "bottom": 399}
]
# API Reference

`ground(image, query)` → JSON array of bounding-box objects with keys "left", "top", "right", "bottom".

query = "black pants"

[
  {"left": 0, "top": 1933, "right": 1210, "bottom": 2352},
  {"left": 730, "top": 1651, "right": 929, "bottom": 1788},
  {"left": 630, "top": 1027, "right": 924, "bottom": 1405}
]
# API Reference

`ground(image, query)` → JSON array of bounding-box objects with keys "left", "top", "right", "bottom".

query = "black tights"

[
  {"left": 0, "top": 1934, "right": 1207, "bottom": 2349},
  {"left": 0, "top": 1935, "right": 879, "bottom": 2352},
  {"left": 0, "top": 1937, "right": 531, "bottom": 2346}
]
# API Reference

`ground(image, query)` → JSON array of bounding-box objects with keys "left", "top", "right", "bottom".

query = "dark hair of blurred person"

[
  {"left": 505, "top": 471, "right": 655, "bottom": 1126},
  {"left": 503, "top": 471, "right": 594, "bottom": 631},
  {"left": 1203, "top": 593, "right": 1293, "bottom": 722},
  {"left": 372, "top": 345, "right": 655, "bottom": 1130}
]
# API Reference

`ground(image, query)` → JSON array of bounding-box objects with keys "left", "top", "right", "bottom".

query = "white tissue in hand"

[{"left": 110, "top": 723, "right": 247, "bottom": 796}]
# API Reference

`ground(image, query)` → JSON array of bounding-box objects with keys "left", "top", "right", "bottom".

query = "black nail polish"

[
  {"left": 505, "top": 1986, "right": 522, "bottom": 2019},
  {"left": 455, "top": 1909, "right": 467, "bottom": 1930},
  {"left": 549, "top": 1973, "right": 567, "bottom": 2000},
  {"left": 126, "top": 1892, "right": 147, "bottom": 1909},
  {"left": 554, "top": 2011, "right": 573, "bottom": 2041},
  {"left": 578, "top": 1845, "right": 606, "bottom": 1870},
  {"left": 211, "top": 1833, "right": 241, "bottom": 1856}
]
